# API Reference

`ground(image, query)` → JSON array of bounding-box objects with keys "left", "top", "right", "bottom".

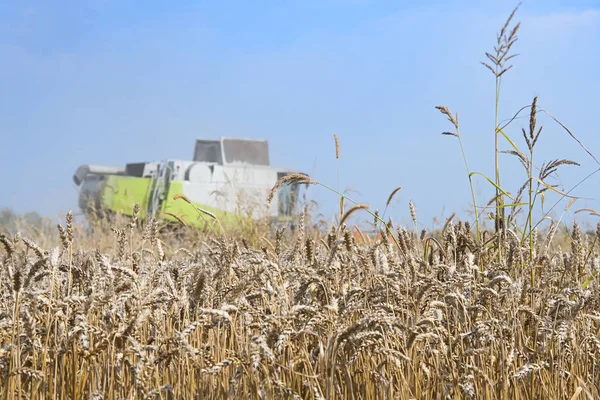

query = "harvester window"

[
  {"left": 222, "top": 138, "right": 270, "bottom": 166},
  {"left": 125, "top": 163, "right": 146, "bottom": 177},
  {"left": 193, "top": 140, "right": 223, "bottom": 164},
  {"left": 277, "top": 172, "right": 298, "bottom": 217},
  {"left": 207, "top": 146, "right": 218, "bottom": 163}
]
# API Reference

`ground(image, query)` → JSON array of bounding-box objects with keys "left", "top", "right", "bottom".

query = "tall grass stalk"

[
  {"left": 485, "top": 4, "right": 521, "bottom": 258},
  {"left": 437, "top": 107, "right": 481, "bottom": 242}
]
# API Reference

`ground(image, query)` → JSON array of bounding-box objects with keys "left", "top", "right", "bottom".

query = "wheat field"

[
  {"left": 3, "top": 4, "right": 600, "bottom": 400},
  {"left": 1, "top": 204, "right": 600, "bottom": 400}
]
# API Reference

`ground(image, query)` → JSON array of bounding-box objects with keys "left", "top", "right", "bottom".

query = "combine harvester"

[{"left": 73, "top": 137, "right": 307, "bottom": 230}]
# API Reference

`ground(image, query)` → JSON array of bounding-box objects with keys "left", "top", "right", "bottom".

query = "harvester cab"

[{"left": 73, "top": 137, "right": 307, "bottom": 229}]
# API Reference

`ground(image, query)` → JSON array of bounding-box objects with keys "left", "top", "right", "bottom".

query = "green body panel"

[
  {"left": 160, "top": 181, "right": 246, "bottom": 228},
  {"left": 99, "top": 176, "right": 256, "bottom": 228},
  {"left": 101, "top": 175, "right": 152, "bottom": 217}
]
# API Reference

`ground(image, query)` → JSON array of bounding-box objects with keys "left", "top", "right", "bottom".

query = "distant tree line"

[{"left": 0, "top": 207, "right": 52, "bottom": 237}]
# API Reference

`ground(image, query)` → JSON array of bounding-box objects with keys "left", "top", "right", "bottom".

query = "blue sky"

[{"left": 1, "top": 0, "right": 599, "bottom": 230}]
